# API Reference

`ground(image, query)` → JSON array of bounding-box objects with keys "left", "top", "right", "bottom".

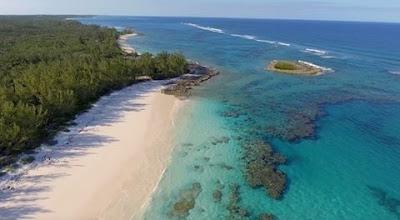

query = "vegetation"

[
  {"left": 267, "top": 60, "right": 322, "bottom": 76},
  {"left": 0, "top": 16, "right": 187, "bottom": 166},
  {"left": 274, "top": 61, "right": 297, "bottom": 70}
]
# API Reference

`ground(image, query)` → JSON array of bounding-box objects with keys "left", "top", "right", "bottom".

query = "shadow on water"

[{"left": 0, "top": 81, "right": 164, "bottom": 219}]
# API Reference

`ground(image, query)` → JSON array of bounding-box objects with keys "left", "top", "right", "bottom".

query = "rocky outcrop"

[{"left": 162, "top": 63, "right": 219, "bottom": 98}]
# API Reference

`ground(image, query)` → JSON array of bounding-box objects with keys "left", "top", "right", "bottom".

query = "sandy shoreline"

[
  {"left": 118, "top": 33, "right": 139, "bottom": 55},
  {"left": 0, "top": 81, "right": 183, "bottom": 219}
]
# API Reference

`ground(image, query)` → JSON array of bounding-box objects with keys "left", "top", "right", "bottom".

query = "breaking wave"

[
  {"left": 230, "top": 34, "right": 257, "bottom": 40},
  {"left": 183, "top": 23, "right": 224, "bottom": 34},
  {"left": 255, "top": 39, "right": 276, "bottom": 44},
  {"left": 277, "top": 42, "right": 291, "bottom": 46},
  {"left": 304, "top": 48, "right": 327, "bottom": 55},
  {"left": 298, "top": 60, "right": 334, "bottom": 72},
  {"left": 389, "top": 70, "right": 400, "bottom": 75},
  {"left": 303, "top": 48, "right": 335, "bottom": 59},
  {"left": 183, "top": 23, "right": 292, "bottom": 47}
]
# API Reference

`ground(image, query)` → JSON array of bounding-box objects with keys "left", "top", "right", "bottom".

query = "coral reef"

[
  {"left": 170, "top": 182, "right": 202, "bottom": 218},
  {"left": 259, "top": 213, "right": 276, "bottom": 220},
  {"left": 244, "top": 141, "right": 287, "bottom": 199},
  {"left": 227, "top": 184, "right": 250, "bottom": 219},
  {"left": 210, "top": 136, "right": 231, "bottom": 145},
  {"left": 368, "top": 185, "right": 400, "bottom": 218}
]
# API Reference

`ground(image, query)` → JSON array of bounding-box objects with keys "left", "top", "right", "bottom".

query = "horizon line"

[{"left": 1, "top": 14, "right": 399, "bottom": 24}]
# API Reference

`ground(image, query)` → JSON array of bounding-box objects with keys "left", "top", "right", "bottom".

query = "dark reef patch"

[
  {"left": 227, "top": 184, "right": 250, "bottom": 219},
  {"left": 210, "top": 162, "right": 235, "bottom": 171},
  {"left": 259, "top": 213, "right": 277, "bottom": 220},
  {"left": 243, "top": 141, "right": 287, "bottom": 199},
  {"left": 228, "top": 88, "right": 400, "bottom": 144},
  {"left": 193, "top": 165, "right": 204, "bottom": 173},
  {"left": 181, "top": 143, "right": 194, "bottom": 147},
  {"left": 221, "top": 109, "right": 247, "bottom": 118},
  {"left": 213, "top": 190, "right": 222, "bottom": 203},
  {"left": 210, "top": 136, "right": 231, "bottom": 145},
  {"left": 265, "top": 115, "right": 315, "bottom": 143},
  {"left": 368, "top": 185, "right": 400, "bottom": 218},
  {"left": 170, "top": 182, "right": 202, "bottom": 218}
]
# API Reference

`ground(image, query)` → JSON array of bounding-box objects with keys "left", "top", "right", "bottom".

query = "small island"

[{"left": 267, "top": 60, "right": 324, "bottom": 76}]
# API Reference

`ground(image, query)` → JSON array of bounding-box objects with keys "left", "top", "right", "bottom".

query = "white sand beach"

[
  {"left": 0, "top": 81, "right": 183, "bottom": 220},
  {"left": 118, "top": 33, "right": 138, "bottom": 55}
]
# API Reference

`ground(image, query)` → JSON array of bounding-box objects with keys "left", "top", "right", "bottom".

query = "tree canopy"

[{"left": 0, "top": 16, "right": 187, "bottom": 166}]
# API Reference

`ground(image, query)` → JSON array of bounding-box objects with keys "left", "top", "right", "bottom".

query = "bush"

[{"left": 274, "top": 61, "right": 298, "bottom": 70}]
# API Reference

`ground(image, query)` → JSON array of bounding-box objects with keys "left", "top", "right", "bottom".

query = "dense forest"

[{"left": 0, "top": 16, "right": 187, "bottom": 167}]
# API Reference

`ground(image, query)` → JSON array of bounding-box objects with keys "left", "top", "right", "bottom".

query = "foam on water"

[
  {"left": 183, "top": 22, "right": 293, "bottom": 48},
  {"left": 255, "top": 39, "right": 277, "bottom": 44},
  {"left": 230, "top": 34, "right": 257, "bottom": 40},
  {"left": 298, "top": 60, "right": 334, "bottom": 72},
  {"left": 304, "top": 48, "right": 327, "bottom": 55},
  {"left": 277, "top": 42, "right": 291, "bottom": 46},
  {"left": 389, "top": 70, "right": 400, "bottom": 75},
  {"left": 321, "top": 55, "right": 335, "bottom": 59},
  {"left": 183, "top": 23, "right": 224, "bottom": 34},
  {"left": 302, "top": 48, "right": 337, "bottom": 59}
]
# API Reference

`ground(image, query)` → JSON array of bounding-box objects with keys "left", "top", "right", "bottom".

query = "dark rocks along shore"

[{"left": 162, "top": 63, "right": 219, "bottom": 98}]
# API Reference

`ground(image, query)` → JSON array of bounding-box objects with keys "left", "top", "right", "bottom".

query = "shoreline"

[
  {"left": 0, "top": 30, "right": 218, "bottom": 219},
  {"left": 118, "top": 33, "right": 139, "bottom": 55},
  {"left": 0, "top": 80, "right": 184, "bottom": 219}
]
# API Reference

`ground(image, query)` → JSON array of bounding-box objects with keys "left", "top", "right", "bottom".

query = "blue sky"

[{"left": 1, "top": 0, "right": 400, "bottom": 22}]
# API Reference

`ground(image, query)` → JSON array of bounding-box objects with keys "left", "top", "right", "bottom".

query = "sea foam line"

[
  {"left": 230, "top": 34, "right": 257, "bottom": 40},
  {"left": 298, "top": 60, "right": 334, "bottom": 72},
  {"left": 304, "top": 48, "right": 327, "bottom": 55},
  {"left": 255, "top": 39, "right": 277, "bottom": 44},
  {"left": 183, "top": 23, "right": 224, "bottom": 34},
  {"left": 389, "top": 70, "right": 400, "bottom": 75},
  {"left": 302, "top": 48, "right": 337, "bottom": 59},
  {"left": 231, "top": 34, "right": 291, "bottom": 46},
  {"left": 277, "top": 42, "right": 291, "bottom": 46},
  {"left": 183, "top": 23, "right": 292, "bottom": 47}
]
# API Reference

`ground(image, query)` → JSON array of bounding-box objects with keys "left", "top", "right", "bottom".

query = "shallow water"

[{"left": 79, "top": 17, "right": 400, "bottom": 219}]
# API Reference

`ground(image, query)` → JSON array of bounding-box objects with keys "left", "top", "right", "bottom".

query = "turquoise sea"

[{"left": 79, "top": 17, "right": 400, "bottom": 219}]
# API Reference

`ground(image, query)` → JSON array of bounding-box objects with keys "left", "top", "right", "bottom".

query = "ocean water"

[{"left": 79, "top": 17, "right": 400, "bottom": 219}]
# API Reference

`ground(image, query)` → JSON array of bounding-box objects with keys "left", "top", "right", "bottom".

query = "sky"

[{"left": 1, "top": 0, "right": 400, "bottom": 23}]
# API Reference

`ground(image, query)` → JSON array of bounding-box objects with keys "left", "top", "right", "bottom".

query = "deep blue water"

[{"left": 79, "top": 16, "right": 400, "bottom": 220}]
